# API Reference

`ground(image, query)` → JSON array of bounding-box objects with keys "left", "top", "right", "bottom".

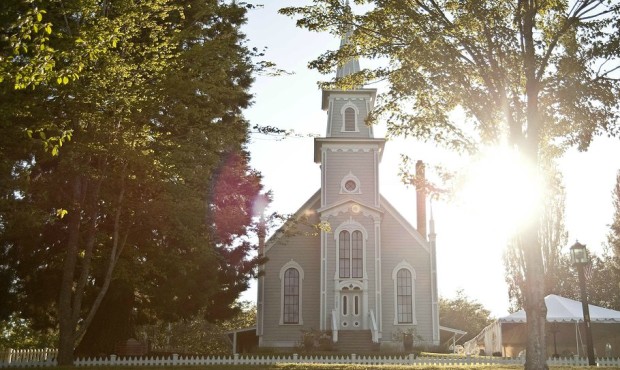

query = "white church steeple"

[
  {"left": 319, "top": 24, "right": 377, "bottom": 139},
  {"left": 314, "top": 24, "right": 385, "bottom": 209},
  {"left": 335, "top": 28, "right": 360, "bottom": 79}
]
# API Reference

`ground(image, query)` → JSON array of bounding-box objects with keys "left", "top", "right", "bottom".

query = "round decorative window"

[
  {"left": 340, "top": 172, "right": 361, "bottom": 194},
  {"left": 344, "top": 180, "right": 357, "bottom": 192}
]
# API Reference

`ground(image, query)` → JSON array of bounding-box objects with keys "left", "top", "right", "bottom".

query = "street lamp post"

[{"left": 570, "top": 241, "right": 596, "bottom": 366}]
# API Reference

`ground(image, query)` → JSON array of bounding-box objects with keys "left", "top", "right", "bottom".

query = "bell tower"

[{"left": 314, "top": 31, "right": 384, "bottom": 209}]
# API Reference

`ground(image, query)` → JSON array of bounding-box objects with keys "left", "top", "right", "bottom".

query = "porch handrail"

[
  {"left": 331, "top": 309, "right": 339, "bottom": 343},
  {"left": 369, "top": 309, "right": 379, "bottom": 343}
]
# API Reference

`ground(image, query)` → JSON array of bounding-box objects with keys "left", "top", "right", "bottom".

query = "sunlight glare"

[{"left": 457, "top": 146, "right": 544, "bottom": 243}]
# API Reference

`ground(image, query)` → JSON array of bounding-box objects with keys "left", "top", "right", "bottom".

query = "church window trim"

[
  {"left": 392, "top": 260, "right": 417, "bottom": 325},
  {"left": 340, "top": 102, "right": 360, "bottom": 132},
  {"left": 334, "top": 219, "right": 367, "bottom": 280},
  {"left": 340, "top": 172, "right": 361, "bottom": 194},
  {"left": 279, "top": 260, "right": 304, "bottom": 325}
]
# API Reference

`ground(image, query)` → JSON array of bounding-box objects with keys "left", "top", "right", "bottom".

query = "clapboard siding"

[
  {"left": 323, "top": 150, "right": 377, "bottom": 206},
  {"left": 261, "top": 197, "right": 321, "bottom": 347},
  {"left": 379, "top": 206, "right": 434, "bottom": 345},
  {"left": 327, "top": 95, "right": 373, "bottom": 139}
]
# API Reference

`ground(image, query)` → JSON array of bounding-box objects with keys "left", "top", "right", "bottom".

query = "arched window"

[
  {"left": 339, "top": 230, "right": 363, "bottom": 278},
  {"left": 396, "top": 269, "right": 413, "bottom": 324},
  {"left": 351, "top": 231, "right": 363, "bottom": 278},
  {"left": 339, "top": 231, "right": 350, "bottom": 278},
  {"left": 344, "top": 107, "right": 356, "bottom": 131},
  {"left": 392, "top": 261, "right": 417, "bottom": 325},
  {"left": 283, "top": 268, "right": 300, "bottom": 324},
  {"left": 280, "top": 260, "right": 304, "bottom": 325}
]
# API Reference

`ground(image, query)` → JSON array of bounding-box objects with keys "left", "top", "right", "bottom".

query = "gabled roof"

[
  {"left": 316, "top": 197, "right": 383, "bottom": 219},
  {"left": 380, "top": 195, "right": 429, "bottom": 252},
  {"left": 265, "top": 189, "right": 430, "bottom": 253},
  {"left": 264, "top": 190, "right": 321, "bottom": 253},
  {"left": 499, "top": 294, "right": 620, "bottom": 324}
]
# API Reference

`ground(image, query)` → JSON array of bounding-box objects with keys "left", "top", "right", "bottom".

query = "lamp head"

[{"left": 570, "top": 241, "right": 589, "bottom": 266}]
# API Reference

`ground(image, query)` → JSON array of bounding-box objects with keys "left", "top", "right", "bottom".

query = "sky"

[{"left": 239, "top": 2, "right": 620, "bottom": 318}]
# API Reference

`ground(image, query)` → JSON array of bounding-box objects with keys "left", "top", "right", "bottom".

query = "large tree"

[
  {"left": 281, "top": 1, "right": 620, "bottom": 369},
  {"left": 607, "top": 170, "right": 620, "bottom": 292},
  {"left": 439, "top": 290, "right": 493, "bottom": 347},
  {"left": 0, "top": 0, "right": 263, "bottom": 365},
  {"left": 606, "top": 170, "right": 620, "bottom": 308},
  {"left": 504, "top": 165, "right": 570, "bottom": 312},
  {"left": 507, "top": 168, "right": 620, "bottom": 312}
]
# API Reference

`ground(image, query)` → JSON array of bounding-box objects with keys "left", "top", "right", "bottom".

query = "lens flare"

[{"left": 457, "top": 146, "right": 544, "bottom": 240}]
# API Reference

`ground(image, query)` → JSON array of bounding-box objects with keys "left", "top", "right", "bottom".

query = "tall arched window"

[
  {"left": 339, "top": 231, "right": 350, "bottom": 278},
  {"left": 344, "top": 107, "right": 356, "bottom": 131},
  {"left": 339, "top": 230, "right": 363, "bottom": 278},
  {"left": 396, "top": 269, "right": 413, "bottom": 324},
  {"left": 283, "top": 268, "right": 300, "bottom": 324},
  {"left": 392, "top": 261, "right": 416, "bottom": 325},
  {"left": 351, "top": 231, "right": 363, "bottom": 278}
]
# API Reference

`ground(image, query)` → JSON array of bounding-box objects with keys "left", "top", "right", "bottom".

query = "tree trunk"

[
  {"left": 57, "top": 176, "right": 83, "bottom": 366},
  {"left": 523, "top": 220, "right": 548, "bottom": 370},
  {"left": 57, "top": 160, "right": 125, "bottom": 365},
  {"left": 520, "top": 1, "right": 548, "bottom": 368}
]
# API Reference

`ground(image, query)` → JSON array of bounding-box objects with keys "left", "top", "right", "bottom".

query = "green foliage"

[
  {"left": 505, "top": 160, "right": 620, "bottom": 312},
  {"left": 0, "top": 0, "right": 57, "bottom": 89},
  {"left": 136, "top": 301, "right": 257, "bottom": 356},
  {"left": 281, "top": 1, "right": 620, "bottom": 154},
  {"left": 439, "top": 290, "right": 493, "bottom": 345},
  {"left": 0, "top": 0, "right": 265, "bottom": 364},
  {"left": 299, "top": 329, "right": 333, "bottom": 352},
  {"left": 0, "top": 314, "right": 57, "bottom": 349},
  {"left": 583, "top": 252, "right": 620, "bottom": 310},
  {"left": 506, "top": 245, "right": 620, "bottom": 312},
  {"left": 608, "top": 171, "right": 620, "bottom": 300}
]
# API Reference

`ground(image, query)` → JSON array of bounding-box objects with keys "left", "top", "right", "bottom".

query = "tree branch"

[{"left": 74, "top": 161, "right": 127, "bottom": 347}]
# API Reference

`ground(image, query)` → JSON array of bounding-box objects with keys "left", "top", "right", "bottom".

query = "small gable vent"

[{"left": 340, "top": 172, "right": 361, "bottom": 194}]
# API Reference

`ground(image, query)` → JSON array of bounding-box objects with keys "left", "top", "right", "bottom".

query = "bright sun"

[{"left": 455, "top": 146, "right": 544, "bottom": 243}]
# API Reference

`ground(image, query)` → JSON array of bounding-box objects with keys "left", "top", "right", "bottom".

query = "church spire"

[{"left": 335, "top": 1, "right": 360, "bottom": 79}]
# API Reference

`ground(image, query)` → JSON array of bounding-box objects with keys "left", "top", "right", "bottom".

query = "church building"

[{"left": 256, "top": 33, "right": 440, "bottom": 351}]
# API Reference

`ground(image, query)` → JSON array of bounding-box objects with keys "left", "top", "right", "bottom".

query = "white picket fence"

[
  {"left": 1, "top": 349, "right": 620, "bottom": 368},
  {"left": 0, "top": 349, "right": 57, "bottom": 366}
]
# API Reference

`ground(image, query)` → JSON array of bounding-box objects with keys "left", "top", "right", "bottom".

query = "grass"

[{"left": 54, "top": 365, "right": 620, "bottom": 370}]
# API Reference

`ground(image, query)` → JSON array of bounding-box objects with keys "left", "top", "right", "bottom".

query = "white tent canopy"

[
  {"left": 499, "top": 294, "right": 620, "bottom": 324},
  {"left": 464, "top": 295, "right": 620, "bottom": 357}
]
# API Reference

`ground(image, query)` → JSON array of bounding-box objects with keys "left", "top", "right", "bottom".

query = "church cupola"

[
  {"left": 321, "top": 87, "right": 377, "bottom": 139},
  {"left": 320, "top": 23, "right": 377, "bottom": 139}
]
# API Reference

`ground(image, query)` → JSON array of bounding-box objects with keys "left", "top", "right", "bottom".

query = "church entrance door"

[{"left": 339, "top": 290, "right": 363, "bottom": 330}]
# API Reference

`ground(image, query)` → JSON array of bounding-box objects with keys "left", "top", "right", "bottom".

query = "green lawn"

[{"left": 55, "top": 365, "right": 620, "bottom": 370}]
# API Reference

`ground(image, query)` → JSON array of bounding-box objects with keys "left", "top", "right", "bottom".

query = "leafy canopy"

[
  {"left": 281, "top": 0, "right": 620, "bottom": 154},
  {"left": 0, "top": 0, "right": 265, "bottom": 362}
]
